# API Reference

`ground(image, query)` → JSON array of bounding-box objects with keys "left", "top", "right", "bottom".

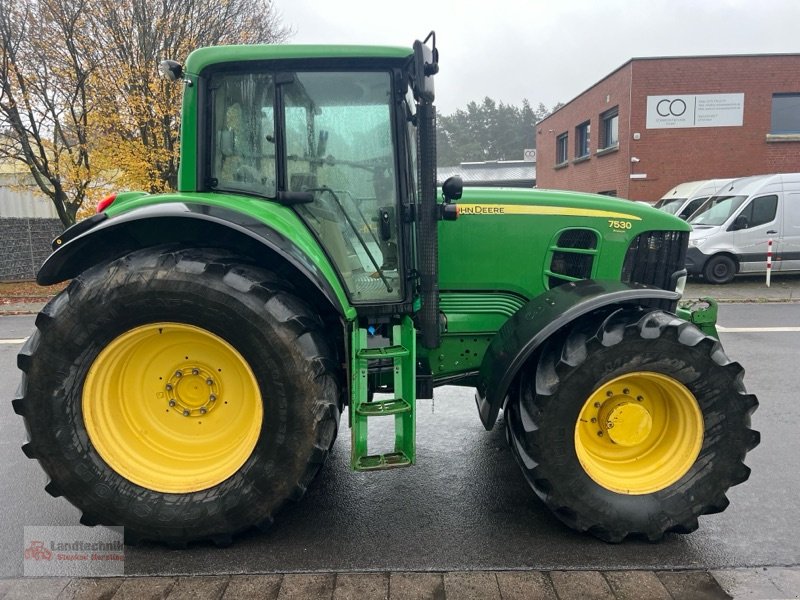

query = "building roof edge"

[{"left": 538, "top": 52, "right": 800, "bottom": 124}]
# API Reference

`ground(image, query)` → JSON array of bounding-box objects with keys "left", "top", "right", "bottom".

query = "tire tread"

[
  {"left": 506, "top": 307, "right": 759, "bottom": 543},
  {"left": 15, "top": 246, "right": 342, "bottom": 546}
]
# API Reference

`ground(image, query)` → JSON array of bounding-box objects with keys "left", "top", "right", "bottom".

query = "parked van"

[
  {"left": 685, "top": 173, "right": 800, "bottom": 283},
  {"left": 655, "top": 178, "right": 735, "bottom": 220}
]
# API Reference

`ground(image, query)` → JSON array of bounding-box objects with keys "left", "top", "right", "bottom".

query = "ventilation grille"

[
  {"left": 556, "top": 229, "right": 598, "bottom": 250},
  {"left": 622, "top": 230, "right": 689, "bottom": 292},
  {"left": 548, "top": 229, "right": 598, "bottom": 289}
]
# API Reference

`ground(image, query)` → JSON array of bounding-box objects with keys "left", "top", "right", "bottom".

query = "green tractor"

[{"left": 15, "top": 34, "right": 758, "bottom": 545}]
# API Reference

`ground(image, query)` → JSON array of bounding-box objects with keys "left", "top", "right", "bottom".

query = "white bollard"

[{"left": 766, "top": 238, "right": 772, "bottom": 288}]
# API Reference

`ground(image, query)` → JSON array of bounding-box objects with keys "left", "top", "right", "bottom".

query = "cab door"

[
  {"left": 730, "top": 194, "right": 781, "bottom": 273},
  {"left": 281, "top": 70, "right": 406, "bottom": 305}
]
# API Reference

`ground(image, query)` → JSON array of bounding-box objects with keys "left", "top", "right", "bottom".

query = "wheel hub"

[
  {"left": 604, "top": 402, "right": 652, "bottom": 446},
  {"left": 166, "top": 366, "right": 220, "bottom": 416}
]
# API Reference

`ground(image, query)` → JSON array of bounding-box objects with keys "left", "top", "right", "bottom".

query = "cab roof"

[{"left": 184, "top": 44, "right": 413, "bottom": 74}]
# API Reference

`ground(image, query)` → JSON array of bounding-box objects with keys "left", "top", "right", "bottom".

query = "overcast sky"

[{"left": 277, "top": 0, "right": 799, "bottom": 115}]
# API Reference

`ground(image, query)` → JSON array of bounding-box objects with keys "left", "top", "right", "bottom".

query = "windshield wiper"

[{"left": 309, "top": 186, "right": 393, "bottom": 293}]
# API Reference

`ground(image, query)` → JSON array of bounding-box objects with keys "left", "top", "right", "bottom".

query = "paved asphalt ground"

[{"left": 1, "top": 275, "right": 799, "bottom": 598}]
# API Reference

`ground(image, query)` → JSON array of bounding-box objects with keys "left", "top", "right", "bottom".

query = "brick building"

[{"left": 536, "top": 54, "right": 800, "bottom": 202}]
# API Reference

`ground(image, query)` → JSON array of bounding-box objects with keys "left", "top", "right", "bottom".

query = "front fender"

[
  {"left": 38, "top": 202, "right": 353, "bottom": 318},
  {"left": 475, "top": 279, "right": 679, "bottom": 430}
]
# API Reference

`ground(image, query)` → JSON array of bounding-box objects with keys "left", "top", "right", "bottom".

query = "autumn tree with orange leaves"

[
  {"left": 0, "top": 0, "right": 290, "bottom": 226},
  {"left": 0, "top": 0, "right": 97, "bottom": 226},
  {"left": 90, "top": 0, "right": 290, "bottom": 195}
]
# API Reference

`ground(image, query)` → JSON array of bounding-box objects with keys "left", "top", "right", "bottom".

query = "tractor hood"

[{"left": 449, "top": 187, "right": 690, "bottom": 233}]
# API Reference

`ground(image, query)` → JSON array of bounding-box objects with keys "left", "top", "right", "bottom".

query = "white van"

[
  {"left": 655, "top": 178, "right": 735, "bottom": 220},
  {"left": 685, "top": 173, "right": 800, "bottom": 283}
]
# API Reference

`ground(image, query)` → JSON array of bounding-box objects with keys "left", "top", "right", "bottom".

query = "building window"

[
  {"left": 771, "top": 94, "right": 800, "bottom": 134},
  {"left": 575, "top": 121, "right": 590, "bottom": 158},
  {"left": 598, "top": 190, "right": 617, "bottom": 197},
  {"left": 600, "top": 107, "right": 619, "bottom": 149},
  {"left": 556, "top": 132, "right": 568, "bottom": 165}
]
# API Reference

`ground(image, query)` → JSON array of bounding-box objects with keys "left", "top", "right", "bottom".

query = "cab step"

[
  {"left": 355, "top": 398, "right": 412, "bottom": 417},
  {"left": 350, "top": 316, "right": 416, "bottom": 472},
  {"left": 355, "top": 452, "right": 412, "bottom": 471},
  {"left": 356, "top": 345, "right": 410, "bottom": 359}
]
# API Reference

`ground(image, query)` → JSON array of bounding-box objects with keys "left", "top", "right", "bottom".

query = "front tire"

[
  {"left": 703, "top": 254, "right": 736, "bottom": 284},
  {"left": 505, "top": 308, "right": 759, "bottom": 542},
  {"left": 14, "top": 247, "right": 341, "bottom": 545}
]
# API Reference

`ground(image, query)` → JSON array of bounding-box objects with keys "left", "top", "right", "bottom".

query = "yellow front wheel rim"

[
  {"left": 574, "top": 372, "right": 704, "bottom": 495},
  {"left": 83, "top": 323, "right": 263, "bottom": 494}
]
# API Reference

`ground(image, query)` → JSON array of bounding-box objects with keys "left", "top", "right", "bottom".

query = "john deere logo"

[{"left": 459, "top": 205, "right": 505, "bottom": 215}]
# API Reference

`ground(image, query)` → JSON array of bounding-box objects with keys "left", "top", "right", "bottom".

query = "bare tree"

[{"left": 0, "top": 0, "right": 97, "bottom": 226}]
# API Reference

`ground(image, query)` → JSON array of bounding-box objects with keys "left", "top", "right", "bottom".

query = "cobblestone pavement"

[{"left": 1, "top": 568, "right": 799, "bottom": 599}]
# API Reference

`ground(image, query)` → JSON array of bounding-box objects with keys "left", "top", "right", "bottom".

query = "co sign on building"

[{"left": 646, "top": 93, "right": 744, "bottom": 129}]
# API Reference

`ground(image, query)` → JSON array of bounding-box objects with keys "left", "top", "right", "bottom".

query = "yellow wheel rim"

[
  {"left": 574, "top": 372, "right": 703, "bottom": 495},
  {"left": 83, "top": 323, "right": 263, "bottom": 494}
]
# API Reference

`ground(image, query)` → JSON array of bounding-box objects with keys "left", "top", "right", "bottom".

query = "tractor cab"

[{"left": 192, "top": 40, "right": 442, "bottom": 310}]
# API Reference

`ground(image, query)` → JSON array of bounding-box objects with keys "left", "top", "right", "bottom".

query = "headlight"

[{"left": 689, "top": 238, "right": 706, "bottom": 248}]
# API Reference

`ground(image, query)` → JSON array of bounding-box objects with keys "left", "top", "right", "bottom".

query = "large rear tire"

[
  {"left": 505, "top": 307, "right": 759, "bottom": 542},
  {"left": 14, "top": 246, "right": 341, "bottom": 546}
]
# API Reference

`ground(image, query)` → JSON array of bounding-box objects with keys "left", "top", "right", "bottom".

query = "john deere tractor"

[{"left": 15, "top": 34, "right": 758, "bottom": 545}]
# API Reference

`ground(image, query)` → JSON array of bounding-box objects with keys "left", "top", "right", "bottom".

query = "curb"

[
  {"left": 0, "top": 302, "right": 48, "bottom": 316},
  {"left": 1, "top": 289, "right": 799, "bottom": 317},
  {"left": 2, "top": 274, "right": 800, "bottom": 316}
]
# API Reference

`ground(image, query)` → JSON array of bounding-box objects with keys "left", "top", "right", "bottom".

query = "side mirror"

[
  {"left": 731, "top": 215, "right": 749, "bottom": 231},
  {"left": 412, "top": 32, "right": 438, "bottom": 103},
  {"left": 158, "top": 60, "right": 184, "bottom": 82},
  {"left": 442, "top": 176, "right": 463, "bottom": 202}
]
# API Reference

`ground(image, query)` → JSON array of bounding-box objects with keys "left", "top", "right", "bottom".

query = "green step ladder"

[{"left": 350, "top": 316, "right": 416, "bottom": 471}]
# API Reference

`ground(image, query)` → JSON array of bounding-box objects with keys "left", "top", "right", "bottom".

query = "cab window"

[
  {"left": 284, "top": 71, "right": 402, "bottom": 302},
  {"left": 208, "top": 73, "right": 276, "bottom": 197}
]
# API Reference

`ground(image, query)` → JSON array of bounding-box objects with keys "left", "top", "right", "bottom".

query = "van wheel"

[{"left": 703, "top": 255, "right": 736, "bottom": 284}]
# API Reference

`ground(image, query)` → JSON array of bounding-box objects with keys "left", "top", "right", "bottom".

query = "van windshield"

[
  {"left": 679, "top": 196, "right": 708, "bottom": 220},
  {"left": 658, "top": 198, "right": 686, "bottom": 215},
  {"left": 688, "top": 195, "right": 747, "bottom": 226}
]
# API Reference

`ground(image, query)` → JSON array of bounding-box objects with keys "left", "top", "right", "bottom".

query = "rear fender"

[
  {"left": 475, "top": 279, "right": 679, "bottom": 430},
  {"left": 37, "top": 202, "right": 352, "bottom": 318}
]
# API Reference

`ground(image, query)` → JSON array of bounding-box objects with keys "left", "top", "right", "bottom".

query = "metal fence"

[
  {"left": 0, "top": 174, "right": 63, "bottom": 281},
  {"left": 0, "top": 217, "right": 64, "bottom": 281}
]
